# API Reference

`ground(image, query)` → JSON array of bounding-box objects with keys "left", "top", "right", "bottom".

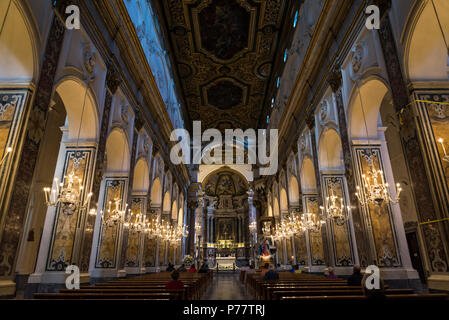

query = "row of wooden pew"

[
  {"left": 33, "top": 271, "right": 213, "bottom": 300},
  {"left": 244, "top": 271, "right": 449, "bottom": 301}
]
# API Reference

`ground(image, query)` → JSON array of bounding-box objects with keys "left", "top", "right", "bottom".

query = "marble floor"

[{"left": 202, "top": 272, "right": 252, "bottom": 300}]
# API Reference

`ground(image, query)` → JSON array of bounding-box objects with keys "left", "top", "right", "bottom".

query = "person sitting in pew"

[
  {"left": 263, "top": 264, "right": 280, "bottom": 280},
  {"left": 327, "top": 266, "right": 338, "bottom": 279},
  {"left": 188, "top": 264, "right": 197, "bottom": 273},
  {"left": 347, "top": 265, "right": 363, "bottom": 286},
  {"left": 165, "top": 270, "right": 185, "bottom": 290},
  {"left": 166, "top": 262, "right": 175, "bottom": 272},
  {"left": 260, "top": 263, "right": 270, "bottom": 277},
  {"left": 198, "top": 263, "right": 209, "bottom": 273},
  {"left": 177, "top": 264, "right": 187, "bottom": 272}
]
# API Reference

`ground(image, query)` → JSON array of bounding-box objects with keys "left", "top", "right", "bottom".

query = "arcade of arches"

[{"left": 1, "top": 0, "right": 449, "bottom": 299}]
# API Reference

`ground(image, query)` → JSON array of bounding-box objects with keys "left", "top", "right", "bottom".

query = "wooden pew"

[{"left": 280, "top": 293, "right": 449, "bottom": 301}]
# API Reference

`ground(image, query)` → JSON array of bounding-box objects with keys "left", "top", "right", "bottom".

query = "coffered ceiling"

[{"left": 155, "top": 0, "right": 290, "bottom": 131}]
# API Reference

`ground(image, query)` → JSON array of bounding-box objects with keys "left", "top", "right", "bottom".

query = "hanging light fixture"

[
  {"left": 43, "top": 79, "right": 95, "bottom": 215},
  {"left": 319, "top": 140, "right": 349, "bottom": 223},
  {"left": 301, "top": 212, "right": 325, "bottom": 233},
  {"left": 102, "top": 199, "right": 129, "bottom": 228},
  {"left": 437, "top": 138, "right": 449, "bottom": 163},
  {"left": 353, "top": 82, "right": 402, "bottom": 207}
]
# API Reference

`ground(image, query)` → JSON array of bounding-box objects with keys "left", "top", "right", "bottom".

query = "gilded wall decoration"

[
  {"left": 157, "top": 0, "right": 288, "bottom": 129},
  {"left": 294, "top": 233, "right": 307, "bottom": 265},
  {"left": 47, "top": 149, "right": 93, "bottom": 271},
  {"left": 168, "top": 245, "right": 174, "bottom": 264},
  {"left": 286, "top": 238, "right": 293, "bottom": 264},
  {"left": 354, "top": 147, "right": 400, "bottom": 267},
  {"left": 144, "top": 236, "right": 156, "bottom": 267},
  {"left": 96, "top": 179, "right": 125, "bottom": 268},
  {"left": 305, "top": 196, "right": 324, "bottom": 265},
  {"left": 322, "top": 176, "right": 354, "bottom": 266},
  {"left": 125, "top": 198, "right": 144, "bottom": 267},
  {"left": 414, "top": 93, "right": 449, "bottom": 272},
  {"left": 159, "top": 241, "right": 166, "bottom": 266}
]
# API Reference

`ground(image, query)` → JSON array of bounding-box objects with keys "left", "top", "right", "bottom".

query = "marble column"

[
  {"left": 307, "top": 116, "right": 331, "bottom": 267},
  {"left": 79, "top": 63, "right": 121, "bottom": 273},
  {"left": 117, "top": 115, "right": 143, "bottom": 276},
  {"left": 328, "top": 68, "right": 369, "bottom": 266},
  {"left": 376, "top": 5, "right": 441, "bottom": 285}
]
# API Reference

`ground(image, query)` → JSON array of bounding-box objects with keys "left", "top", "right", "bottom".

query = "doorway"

[{"left": 406, "top": 231, "right": 426, "bottom": 284}]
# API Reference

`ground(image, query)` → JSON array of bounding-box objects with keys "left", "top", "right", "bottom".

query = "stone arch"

[
  {"left": 318, "top": 127, "right": 343, "bottom": 170},
  {"left": 347, "top": 78, "right": 389, "bottom": 140},
  {"left": 150, "top": 177, "right": 162, "bottom": 206},
  {"left": 0, "top": 0, "right": 39, "bottom": 82},
  {"left": 288, "top": 175, "right": 300, "bottom": 205},
  {"left": 280, "top": 188, "right": 288, "bottom": 212},
  {"left": 105, "top": 128, "right": 130, "bottom": 173},
  {"left": 162, "top": 191, "right": 171, "bottom": 213},
  {"left": 300, "top": 157, "right": 317, "bottom": 192},
  {"left": 404, "top": 0, "right": 449, "bottom": 81},
  {"left": 132, "top": 157, "right": 149, "bottom": 192},
  {"left": 55, "top": 78, "right": 99, "bottom": 141}
]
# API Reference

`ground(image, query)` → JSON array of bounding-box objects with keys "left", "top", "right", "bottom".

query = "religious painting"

[
  {"left": 47, "top": 149, "right": 93, "bottom": 271},
  {"left": 305, "top": 196, "right": 324, "bottom": 265},
  {"left": 322, "top": 176, "right": 354, "bottom": 266},
  {"left": 198, "top": 0, "right": 250, "bottom": 61},
  {"left": 96, "top": 179, "right": 126, "bottom": 268},
  {"left": 259, "top": 237, "right": 271, "bottom": 257},
  {"left": 354, "top": 147, "right": 400, "bottom": 267},
  {"left": 217, "top": 218, "right": 235, "bottom": 241},
  {"left": 0, "top": 92, "right": 25, "bottom": 163}
]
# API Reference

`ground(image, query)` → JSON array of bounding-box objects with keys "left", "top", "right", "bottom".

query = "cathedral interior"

[{"left": 1, "top": 0, "right": 449, "bottom": 304}]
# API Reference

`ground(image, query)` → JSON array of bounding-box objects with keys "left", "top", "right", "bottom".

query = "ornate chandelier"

[
  {"left": 354, "top": 82, "right": 402, "bottom": 207},
  {"left": 126, "top": 211, "right": 147, "bottom": 234},
  {"left": 43, "top": 79, "right": 95, "bottom": 215},
  {"left": 102, "top": 199, "right": 128, "bottom": 227},
  {"left": 301, "top": 212, "right": 325, "bottom": 233},
  {"left": 320, "top": 188, "right": 348, "bottom": 224},
  {"left": 355, "top": 153, "right": 402, "bottom": 207},
  {"left": 44, "top": 171, "right": 92, "bottom": 216},
  {"left": 438, "top": 138, "right": 449, "bottom": 163}
]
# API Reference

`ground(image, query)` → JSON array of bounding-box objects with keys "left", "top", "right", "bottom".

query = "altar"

[{"left": 216, "top": 256, "right": 236, "bottom": 270}]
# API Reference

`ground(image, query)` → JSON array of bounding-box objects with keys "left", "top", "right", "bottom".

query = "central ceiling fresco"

[{"left": 156, "top": 0, "right": 289, "bottom": 130}]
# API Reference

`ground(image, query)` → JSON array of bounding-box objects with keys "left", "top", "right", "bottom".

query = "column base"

[
  {"left": 125, "top": 267, "right": 142, "bottom": 275},
  {"left": 427, "top": 274, "right": 449, "bottom": 291},
  {"left": 0, "top": 280, "right": 16, "bottom": 297}
]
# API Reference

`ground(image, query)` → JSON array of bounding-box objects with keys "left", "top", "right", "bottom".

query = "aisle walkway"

[{"left": 202, "top": 272, "right": 252, "bottom": 300}]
